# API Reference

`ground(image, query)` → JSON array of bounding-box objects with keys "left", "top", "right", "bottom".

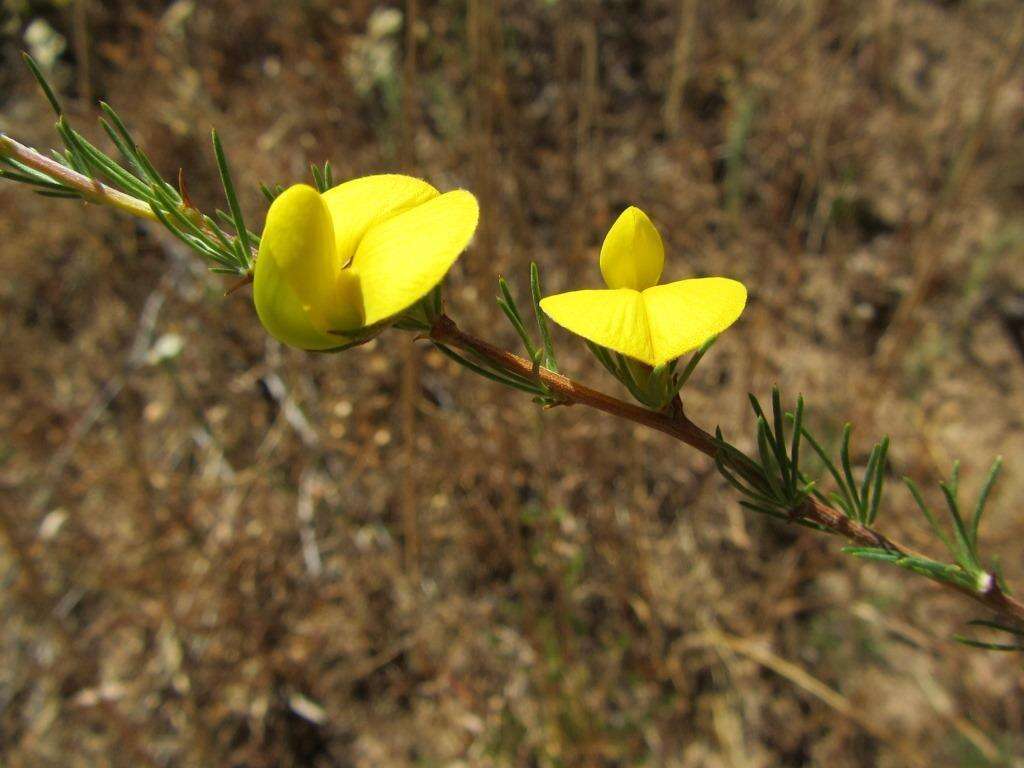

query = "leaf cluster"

[
  {"left": 0, "top": 55, "right": 255, "bottom": 275},
  {"left": 714, "top": 388, "right": 817, "bottom": 524},
  {"left": 434, "top": 264, "right": 563, "bottom": 405}
]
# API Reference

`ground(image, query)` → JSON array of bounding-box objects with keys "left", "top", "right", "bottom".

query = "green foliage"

[
  {"left": 3, "top": 51, "right": 1022, "bottom": 656},
  {"left": 894, "top": 458, "right": 1005, "bottom": 592},
  {"left": 309, "top": 160, "right": 334, "bottom": 193},
  {"left": 713, "top": 387, "right": 817, "bottom": 523},
  {"left": 800, "top": 423, "right": 889, "bottom": 525},
  {"left": 1, "top": 54, "right": 254, "bottom": 275},
  {"left": 442, "top": 263, "right": 564, "bottom": 406},
  {"left": 713, "top": 391, "right": 1021, "bottom": 649},
  {"left": 844, "top": 458, "right": 1019, "bottom": 648},
  {"left": 426, "top": 264, "right": 563, "bottom": 403}
]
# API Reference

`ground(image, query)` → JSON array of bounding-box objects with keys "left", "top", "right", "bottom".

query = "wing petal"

[
  {"left": 642, "top": 277, "right": 747, "bottom": 365},
  {"left": 353, "top": 190, "right": 479, "bottom": 325},
  {"left": 321, "top": 175, "right": 438, "bottom": 264},
  {"left": 540, "top": 288, "right": 655, "bottom": 365}
]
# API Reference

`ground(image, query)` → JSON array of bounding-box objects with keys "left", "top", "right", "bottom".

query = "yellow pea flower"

[
  {"left": 540, "top": 206, "right": 746, "bottom": 367},
  {"left": 253, "top": 175, "right": 479, "bottom": 350}
]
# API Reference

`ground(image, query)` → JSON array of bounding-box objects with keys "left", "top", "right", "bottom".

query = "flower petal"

[
  {"left": 642, "top": 277, "right": 747, "bottom": 364},
  {"left": 321, "top": 174, "right": 439, "bottom": 264},
  {"left": 253, "top": 184, "right": 343, "bottom": 349},
  {"left": 599, "top": 206, "right": 665, "bottom": 291},
  {"left": 254, "top": 255, "right": 347, "bottom": 350},
  {"left": 539, "top": 289, "right": 655, "bottom": 365},
  {"left": 353, "top": 189, "right": 479, "bottom": 326}
]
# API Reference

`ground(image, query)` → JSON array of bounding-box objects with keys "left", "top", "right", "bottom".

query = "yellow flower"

[
  {"left": 540, "top": 206, "right": 746, "bottom": 367},
  {"left": 254, "top": 175, "right": 479, "bottom": 350}
]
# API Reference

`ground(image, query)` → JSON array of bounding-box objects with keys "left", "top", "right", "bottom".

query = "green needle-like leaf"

[
  {"left": 738, "top": 500, "right": 789, "bottom": 521},
  {"left": 674, "top": 336, "right": 715, "bottom": 392},
  {"left": 716, "top": 452, "right": 788, "bottom": 510},
  {"left": 966, "top": 618, "right": 1024, "bottom": 636},
  {"left": 839, "top": 424, "right": 861, "bottom": 514},
  {"left": 99, "top": 103, "right": 179, "bottom": 198},
  {"left": 756, "top": 418, "right": 785, "bottom": 502},
  {"left": 939, "top": 470, "right": 977, "bottom": 571},
  {"left": 747, "top": 393, "right": 767, "bottom": 424},
  {"left": 497, "top": 276, "right": 539, "bottom": 362},
  {"left": 826, "top": 490, "right": 854, "bottom": 518},
  {"left": 530, "top": 262, "right": 558, "bottom": 372},
  {"left": 971, "top": 456, "right": 1002, "bottom": 556},
  {"left": 770, "top": 388, "right": 793, "bottom": 491},
  {"left": 842, "top": 546, "right": 900, "bottom": 563},
  {"left": 903, "top": 477, "right": 954, "bottom": 554},
  {"left": 794, "top": 423, "right": 851, "bottom": 514},
  {"left": 867, "top": 437, "right": 889, "bottom": 525},
  {"left": 212, "top": 130, "right": 253, "bottom": 268},
  {"left": 433, "top": 342, "right": 545, "bottom": 395},
  {"left": 22, "top": 53, "right": 64, "bottom": 116},
  {"left": 260, "top": 182, "right": 281, "bottom": 202},
  {"left": 953, "top": 636, "right": 1022, "bottom": 651},
  {"left": 36, "top": 189, "right": 82, "bottom": 199},
  {"left": 788, "top": 397, "right": 804, "bottom": 497}
]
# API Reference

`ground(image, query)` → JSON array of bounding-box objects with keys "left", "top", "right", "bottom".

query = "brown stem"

[{"left": 430, "top": 314, "right": 1024, "bottom": 626}]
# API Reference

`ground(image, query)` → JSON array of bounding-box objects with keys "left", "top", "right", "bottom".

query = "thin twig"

[
  {"left": 0, "top": 133, "right": 157, "bottom": 220},
  {"left": 429, "top": 314, "right": 1024, "bottom": 625}
]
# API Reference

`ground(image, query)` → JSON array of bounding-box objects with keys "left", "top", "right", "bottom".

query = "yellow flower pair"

[{"left": 254, "top": 175, "right": 746, "bottom": 366}]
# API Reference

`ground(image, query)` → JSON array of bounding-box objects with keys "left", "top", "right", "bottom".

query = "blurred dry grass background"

[{"left": 2, "top": 0, "right": 1024, "bottom": 765}]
